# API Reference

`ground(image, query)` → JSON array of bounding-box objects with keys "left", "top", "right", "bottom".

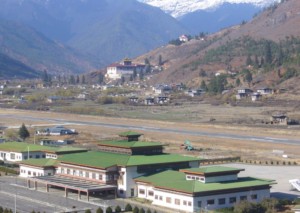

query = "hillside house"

[
  {"left": 257, "top": 87, "right": 273, "bottom": 95},
  {"left": 186, "top": 89, "right": 204, "bottom": 97},
  {"left": 144, "top": 97, "right": 155, "bottom": 105},
  {"left": 153, "top": 85, "right": 172, "bottom": 95},
  {"left": 236, "top": 88, "right": 253, "bottom": 100},
  {"left": 270, "top": 114, "right": 288, "bottom": 125},
  {"left": 129, "top": 96, "right": 139, "bottom": 104},
  {"left": 251, "top": 93, "right": 262, "bottom": 102},
  {"left": 106, "top": 59, "right": 145, "bottom": 80},
  {"left": 40, "top": 139, "right": 74, "bottom": 146},
  {"left": 156, "top": 96, "right": 169, "bottom": 104},
  {"left": 179, "top": 35, "right": 189, "bottom": 42}
]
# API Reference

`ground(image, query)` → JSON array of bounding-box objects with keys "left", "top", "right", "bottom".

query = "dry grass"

[{"left": 1, "top": 108, "right": 300, "bottom": 162}]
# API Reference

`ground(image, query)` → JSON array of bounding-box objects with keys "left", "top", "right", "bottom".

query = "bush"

[
  {"left": 85, "top": 210, "right": 91, "bottom": 213},
  {"left": 106, "top": 207, "right": 113, "bottom": 213},
  {"left": 125, "top": 204, "right": 132, "bottom": 211},
  {"left": 96, "top": 208, "right": 103, "bottom": 213},
  {"left": 133, "top": 207, "right": 139, "bottom": 213},
  {"left": 115, "top": 206, "right": 121, "bottom": 212},
  {"left": 146, "top": 209, "right": 152, "bottom": 213},
  {"left": 139, "top": 208, "right": 145, "bottom": 213},
  {"left": 0, "top": 207, "right": 3, "bottom": 213}
]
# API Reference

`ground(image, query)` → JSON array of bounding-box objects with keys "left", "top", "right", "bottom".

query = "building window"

[
  {"left": 251, "top": 194, "right": 257, "bottom": 200},
  {"left": 148, "top": 191, "right": 154, "bottom": 196},
  {"left": 67, "top": 169, "right": 70, "bottom": 174},
  {"left": 159, "top": 196, "right": 163, "bottom": 201},
  {"left": 188, "top": 201, "right": 192, "bottom": 206},
  {"left": 197, "top": 201, "right": 202, "bottom": 207},
  {"left": 166, "top": 197, "right": 171, "bottom": 204},
  {"left": 139, "top": 189, "right": 145, "bottom": 195},
  {"left": 218, "top": 198, "right": 226, "bottom": 205},
  {"left": 36, "top": 155, "right": 40, "bottom": 158},
  {"left": 28, "top": 171, "right": 31, "bottom": 175},
  {"left": 207, "top": 199, "right": 215, "bottom": 205},
  {"left": 92, "top": 173, "right": 96, "bottom": 179},
  {"left": 183, "top": 201, "right": 187, "bottom": 206},
  {"left": 10, "top": 153, "right": 15, "bottom": 160},
  {"left": 119, "top": 190, "right": 124, "bottom": 194},
  {"left": 229, "top": 197, "right": 236, "bottom": 204},
  {"left": 240, "top": 196, "right": 247, "bottom": 201},
  {"left": 79, "top": 170, "right": 83, "bottom": 177},
  {"left": 155, "top": 195, "right": 158, "bottom": 200},
  {"left": 85, "top": 172, "right": 89, "bottom": 178},
  {"left": 175, "top": 199, "right": 180, "bottom": 205}
]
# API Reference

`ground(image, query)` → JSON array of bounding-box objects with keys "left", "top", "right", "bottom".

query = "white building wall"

[
  {"left": 193, "top": 189, "right": 270, "bottom": 212},
  {"left": 135, "top": 183, "right": 270, "bottom": 213},
  {"left": 19, "top": 165, "right": 55, "bottom": 178},
  {"left": 117, "top": 166, "right": 140, "bottom": 198},
  {"left": 0, "top": 151, "right": 45, "bottom": 162}
]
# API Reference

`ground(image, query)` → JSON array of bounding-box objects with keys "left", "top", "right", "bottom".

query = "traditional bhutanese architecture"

[
  {"left": 26, "top": 132, "right": 201, "bottom": 200},
  {"left": 105, "top": 58, "right": 145, "bottom": 80},
  {"left": 0, "top": 142, "right": 86, "bottom": 162},
  {"left": 135, "top": 166, "right": 275, "bottom": 212},
  {"left": 19, "top": 158, "right": 58, "bottom": 177}
]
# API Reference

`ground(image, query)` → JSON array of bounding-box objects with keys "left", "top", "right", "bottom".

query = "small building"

[
  {"left": 179, "top": 35, "right": 189, "bottom": 42},
  {"left": 186, "top": 89, "right": 204, "bottom": 97},
  {"left": 237, "top": 88, "right": 253, "bottom": 94},
  {"left": 144, "top": 97, "right": 155, "bottom": 105},
  {"left": 156, "top": 96, "right": 169, "bottom": 104},
  {"left": 0, "top": 137, "right": 5, "bottom": 143},
  {"left": 19, "top": 158, "right": 58, "bottom": 178},
  {"left": 77, "top": 93, "right": 89, "bottom": 100},
  {"left": 36, "top": 126, "right": 77, "bottom": 136},
  {"left": 257, "top": 87, "right": 273, "bottom": 95},
  {"left": 129, "top": 96, "right": 139, "bottom": 104},
  {"left": 47, "top": 96, "right": 62, "bottom": 103},
  {"left": 154, "top": 85, "right": 172, "bottom": 95},
  {"left": 0, "top": 142, "right": 86, "bottom": 162},
  {"left": 40, "top": 139, "right": 74, "bottom": 146},
  {"left": 270, "top": 114, "right": 288, "bottom": 125},
  {"left": 135, "top": 166, "right": 275, "bottom": 213},
  {"left": 251, "top": 93, "right": 262, "bottom": 102}
]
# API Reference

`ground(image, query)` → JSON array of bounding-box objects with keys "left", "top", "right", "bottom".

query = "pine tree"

[
  {"left": 200, "top": 80, "right": 208, "bottom": 91},
  {"left": 265, "top": 41, "right": 272, "bottom": 64},
  {"left": 98, "top": 73, "right": 104, "bottom": 84},
  {"left": 158, "top": 55, "right": 163, "bottom": 66},
  {"left": 246, "top": 54, "right": 253, "bottom": 66},
  {"left": 76, "top": 75, "right": 80, "bottom": 84},
  {"left": 236, "top": 78, "right": 241, "bottom": 87},
  {"left": 81, "top": 75, "right": 86, "bottom": 84},
  {"left": 19, "top": 123, "right": 30, "bottom": 141}
]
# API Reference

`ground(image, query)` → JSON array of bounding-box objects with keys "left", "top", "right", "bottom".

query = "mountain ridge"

[{"left": 138, "top": 0, "right": 281, "bottom": 18}]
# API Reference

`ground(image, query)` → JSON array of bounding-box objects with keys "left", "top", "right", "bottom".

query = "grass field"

[{"left": 0, "top": 106, "right": 300, "bottom": 164}]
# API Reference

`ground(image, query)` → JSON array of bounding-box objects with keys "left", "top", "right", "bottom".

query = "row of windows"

[
  {"left": 200, "top": 194, "right": 258, "bottom": 207},
  {"left": 20, "top": 169, "right": 52, "bottom": 176},
  {"left": 60, "top": 168, "right": 116, "bottom": 181},
  {"left": 186, "top": 175, "right": 205, "bottom": 181},
  {"left": 139, "top": 189, "right": 192, "bottom": 207}
]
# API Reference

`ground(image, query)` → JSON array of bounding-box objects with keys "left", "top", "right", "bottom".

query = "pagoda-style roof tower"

[{"left": 118, "top": 131, "right": 143, "bottom": 142}]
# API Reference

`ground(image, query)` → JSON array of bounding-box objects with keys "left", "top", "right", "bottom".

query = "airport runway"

[{"left": 1, "top": 114, "right": 300, "bottom": 146}]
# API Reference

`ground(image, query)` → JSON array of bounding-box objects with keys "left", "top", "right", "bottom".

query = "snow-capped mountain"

[{"left": 138, "top": 0, "right": 281, "bottom": 18}]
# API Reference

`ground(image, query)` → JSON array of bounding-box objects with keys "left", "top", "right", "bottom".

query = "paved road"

[{"left": 1, "top": 114, "right": 300, "bottom": 146}]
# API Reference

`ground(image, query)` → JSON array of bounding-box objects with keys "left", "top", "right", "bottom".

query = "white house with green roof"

[
  {"left": 19, "top": 158, "right": 58, "bottom": 178},
  {"left": 134, "top": 166, "right": 276, "bottom": 212},
  {"left": 0, "top": 142, "right": 86, "bottom": 162}
]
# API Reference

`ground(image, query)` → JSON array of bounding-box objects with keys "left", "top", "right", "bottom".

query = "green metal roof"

[
  {"left": 58, "top": 151, "right": 200, "bottom": 169},
  {"left": 0, "top": 142, "right": 86, "bottom": 154},
  {"left": 0, "top": 142, "right": 58, "bottom": 152},
  {"left": 118, "top": 131, "right": 143, "bottom": 137},
  {"left": 98, "top": 140, "right": 162, "bottom": 148},
  {"left": 135, "top": 170, "right": 275, "bottom": 194},
  {"left": 180, "top": 166, "right": 244, "bottom": 174},
  {"left": 19, "top": 158, "right": 58, "bottom": 168}
]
